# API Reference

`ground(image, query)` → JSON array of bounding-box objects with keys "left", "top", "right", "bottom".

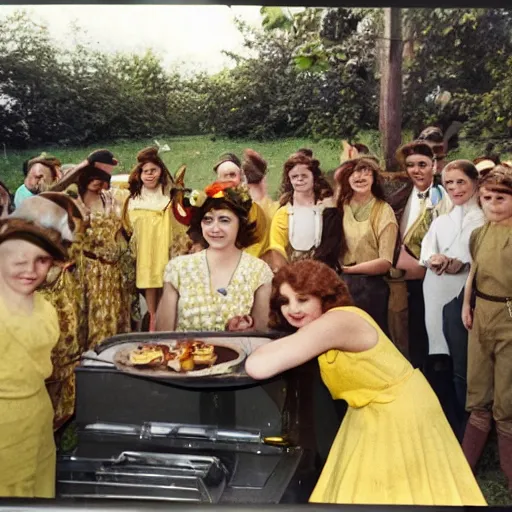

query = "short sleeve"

[
  {"left": 375, "top": 202, "right": 398, "bottom": 264},
  {"left": 469, "top": 226, "right": 484, "bottom": 261},
  {"left": 163, "top": 257, "right": 180, "bottom": 289},
  {"left": 268, "top": 206, "right": 289, "bottom": 259},
  {"left": 257, "top": 259, "right": 274, "bottom": 287}
]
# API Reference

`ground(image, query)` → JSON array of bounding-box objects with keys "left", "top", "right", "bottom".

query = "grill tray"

[{"left": 58, "top": 452, "right": 227, "bottom": 503}]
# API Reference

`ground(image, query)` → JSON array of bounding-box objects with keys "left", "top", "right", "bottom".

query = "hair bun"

[
  {"left": 136, "top": 146, "right": 160, "bottom": 163},
  {"left": 242, "top": 149, "right": 267, "bottom": 184}
]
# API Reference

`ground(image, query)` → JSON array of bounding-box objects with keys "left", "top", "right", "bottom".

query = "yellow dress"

[
  {"left": 126, "top": 188, "right": 189, "bottom": 289},
  {"left": 310, "top": 306, "right": 486, "bottom": 506},
  {"left": 0, "top": 293, "right": 59, "bottom": 497}
]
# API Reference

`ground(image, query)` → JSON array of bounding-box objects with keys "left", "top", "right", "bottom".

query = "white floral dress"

[{"left": 163, "top": 250, "right": 273, "bottom": 331}]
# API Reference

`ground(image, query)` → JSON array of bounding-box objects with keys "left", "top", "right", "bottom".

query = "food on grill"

[
  {"left": 129, "top": 344, "right": 168, "bottom": 367},
  {"left": 128, "top": 340, "right": 219, "bottom": 373}
]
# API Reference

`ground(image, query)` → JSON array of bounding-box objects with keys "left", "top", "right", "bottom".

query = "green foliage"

[
  {"left": 402, "top": 8, "right": 512, "bottom": 137},
  {"left": 2, "top": 7, "right": 512, "bottom": 148}
]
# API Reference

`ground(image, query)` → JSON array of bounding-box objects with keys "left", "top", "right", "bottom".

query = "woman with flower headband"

[
  {"left": 267, "top": 153, "right": 342, "bottom": 272},
  {"left": 124, "top": 147, "right": 190, "bottom": 331},
  {"left": 0, "top": 195, "right": 77, "bottom": 497},
  {"left": 155, "top": 181, "right": 273, "bottom": 332},
  {"left": 461, "top": 164, "right": 512, "bottom": 490},
  {"left": 333, "top": 157, "right": 398, "bottom": 334},
  {"left": 246, "top": 259, "right": 486, "bottom": 506}
]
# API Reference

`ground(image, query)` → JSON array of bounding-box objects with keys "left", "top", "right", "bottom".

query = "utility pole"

[{"left": 379, "top": 8, "right": 403, "bottom": 171}]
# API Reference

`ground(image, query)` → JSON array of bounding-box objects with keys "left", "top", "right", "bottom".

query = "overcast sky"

[{"left": 0, "top": 5, "right": 292, "bottom": 74}]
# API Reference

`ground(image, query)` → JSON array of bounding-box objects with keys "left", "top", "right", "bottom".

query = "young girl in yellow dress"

[
  {"left": 125, "top": 147, "right": 189, "bottom": 331},
  {"left": 246, "top": 259, "right": 486, "bottom": 505},
  {"left": 0, "top": 198, "right": 74, "bottom": 497}
]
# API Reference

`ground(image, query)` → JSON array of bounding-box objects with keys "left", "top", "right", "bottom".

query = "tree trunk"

[{"left": 379, "top": 8, "right": 403, "bottom": 171}]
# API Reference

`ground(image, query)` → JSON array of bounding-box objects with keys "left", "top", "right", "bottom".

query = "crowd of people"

[{"left": 0, "top": 127, "right": 511, "bottom": 504}]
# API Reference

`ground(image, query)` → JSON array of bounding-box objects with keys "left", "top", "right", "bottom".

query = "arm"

[
  {"left": 245, "top": 309, "right": 378, "bottom": 380},
  {"left": 154, "top": 282, "right": 178, "bottom": 331},
  {"left": 462, "top": 263, "right": 476, "bottom": 330},
  {"left": 343, "top": 258, "right": 392, "bottom": 275},
  {"left": 250, "top": 282, "right": 271, "bottom": 331},
  {"left": 396, "top": 245, "right": 427, "bottom": 280}
]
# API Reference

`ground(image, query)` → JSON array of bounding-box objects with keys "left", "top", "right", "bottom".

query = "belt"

[
  {"left": 83, "top": 250, "right": 120, "bottom": 265},
  {"left": 475, "top": 288, "right": 511, "bottom": 303}
]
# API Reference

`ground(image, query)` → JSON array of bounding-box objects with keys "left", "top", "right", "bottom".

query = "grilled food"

[{"left": 129, "top": 344, "right": 167, "bottom": 367}]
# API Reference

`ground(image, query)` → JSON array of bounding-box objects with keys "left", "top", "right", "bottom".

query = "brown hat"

[
  {"left": 241, "top": 149, "right": 267, "bottom": 184},
  {"left": 87, "top": 149, "right": 118, "bottom": 167},
  {"left": 39, "top": 191, "right": 86, "bottom": 223},
  {"left": 396, "top": 141, "right": 434, "bottom": 168},
  {"left": 50, "top": 159, "right": 111, "bottom": 193},
  {"left": 213, "top": 153, "right": 241, "bottom": 173},
  {"left": 0, "top": 217, "right": 67, "bottom": 260},
  {"left": 479, "top": 164, "right": 512, "bottom": 193}
]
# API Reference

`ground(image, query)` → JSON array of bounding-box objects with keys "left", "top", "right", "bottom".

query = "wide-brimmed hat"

[
  {"left": 50, "top": 153, "right": 115, "bottom": 193},
  {"left": 0, "top": 217, "right": 67, "bottom": 260}
]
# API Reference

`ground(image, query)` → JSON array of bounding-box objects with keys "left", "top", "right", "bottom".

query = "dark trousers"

[
  {"left": 443, "top": 289, "right": 469, "bottom": 440},
  {"left": 343, "top": 274, "right": 390, "bottom": 336},
  {"left": 406, "top": 279, "right": 429, "bottom": 370}
]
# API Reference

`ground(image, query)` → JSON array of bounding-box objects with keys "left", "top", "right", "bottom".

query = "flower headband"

[{"left": 186, "top": 181, "right": 252, "bottom": 215}]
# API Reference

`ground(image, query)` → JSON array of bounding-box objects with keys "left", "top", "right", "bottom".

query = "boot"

[
  {"left": 462, "top": 421, "right": 491, "bottom": 471},
  {"left": 497, "top": 430, "right": 512, "bottom": 490}
]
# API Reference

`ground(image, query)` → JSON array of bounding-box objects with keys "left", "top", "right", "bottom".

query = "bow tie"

[{"left": 417, "top": 191, "right": 429, "bottom": 200}]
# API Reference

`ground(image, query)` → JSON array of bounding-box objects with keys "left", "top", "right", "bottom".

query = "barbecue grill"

[{"left": 56, "top": 331, "right": 340, "bottom": 504}]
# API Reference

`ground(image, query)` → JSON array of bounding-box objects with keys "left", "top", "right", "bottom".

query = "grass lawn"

[{"left": 1, "top": 132, "right": 510, "bottom": 197}]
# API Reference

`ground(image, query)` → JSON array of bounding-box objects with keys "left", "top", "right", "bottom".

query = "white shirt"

[{"left": 400, "top": 185, "right": 432, "bottom": 238}]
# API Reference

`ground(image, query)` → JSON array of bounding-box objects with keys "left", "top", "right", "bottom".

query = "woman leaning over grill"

[
  {"left": 245, "top": 259, "right": 486, "bottom": 506},
  {"left": 155, "top": 181, "right": 273, "bottom": 332}
]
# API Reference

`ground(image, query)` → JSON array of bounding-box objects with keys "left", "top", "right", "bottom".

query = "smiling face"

[
  {"left": 0, "top": 239, "right": 53, "bottom": 297},
  {"left": 201, "top": 208, "right": 240, "bottom": 250},
  {"left": 141, "top": 162, "right": 162, "bottom": 190},
  {"left": 278, "top": 282, "right": 323, "bottom": 329},
  {"left": 443, "top": 168, "right": 477, "bottom": 206},
  {"left": 405, "top": 154, "right": 434, "bottom": 192},
  {"left": 348, "top": 165, "right": 374, "bottom": 196},
  {"left": 288, "top": 164, "right": 314, "bottom": 194},
  {"left": 479, "top": 186, "right": 512, "bottom": 224},
  {"left": 216, "top": 162, "right": 242, "bottom": 186}
]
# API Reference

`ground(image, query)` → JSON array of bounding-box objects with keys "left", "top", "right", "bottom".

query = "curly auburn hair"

[
  {"left": 128, "top": 146, "right": 172, "bottom": 198},
  {"left": 278, "top": 154, "right": 333, "bottom": 207},
  {"left": 187, "top": 182, "right": 258, "bottom": 250},
  {"left": 334, "top": 157, "right": 386, "bottom": 208},
  {"left": 269, "top": 259, "right": 353, "bottom": 331}
]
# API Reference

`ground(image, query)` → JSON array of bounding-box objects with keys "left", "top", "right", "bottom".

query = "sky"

[{"left": 0, "top": 4, "right": 289, "bottom": 74}]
